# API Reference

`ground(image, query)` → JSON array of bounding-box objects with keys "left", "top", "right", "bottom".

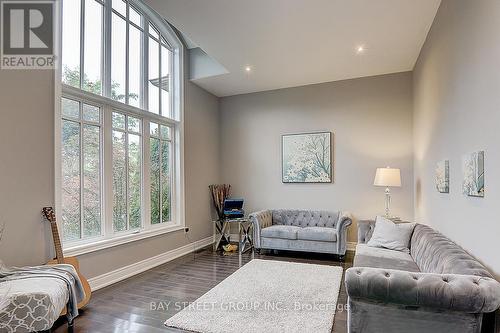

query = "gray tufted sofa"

[
  {"left": 249, "top": 209, "right": 352, "bottom": 257},
  {"left": 345, "top": 220, "right": 500, "bottom": 333}
]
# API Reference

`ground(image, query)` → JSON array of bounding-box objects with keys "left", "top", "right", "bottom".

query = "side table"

[{"left": 213, "top": 217, "right": 254, "bottom": 257}]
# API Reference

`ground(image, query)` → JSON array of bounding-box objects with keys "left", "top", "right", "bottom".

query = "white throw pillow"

[{"left": 366, "top": 216, "right": 415, "bottom": 253}]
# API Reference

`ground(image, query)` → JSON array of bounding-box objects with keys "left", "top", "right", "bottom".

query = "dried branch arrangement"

[{"left": 209, "top": 184, "right": 231, "bottom": 219}]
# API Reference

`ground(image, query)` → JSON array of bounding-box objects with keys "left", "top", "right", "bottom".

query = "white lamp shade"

[{"left": 374, "top": 167, "right": 401, "bottom": 187}]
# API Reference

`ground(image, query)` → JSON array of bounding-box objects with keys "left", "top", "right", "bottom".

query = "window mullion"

[
  {"left": 80, "top": 0, "right": 85, "bottom": 89},
  {"left": 103, "top": 106, "right": 114, "bottom": 237},
  {"left": 143, "top": 23, "right": 149, "bottom": 111},
  {"left": 168, "top": 131, "right": 175, "bottom": 223},
  {"left": 169, "top": 136, "right": 174, "bottom": 223},
  {"left": 125, "top": 3, "right": 130, "bottom": 104},
  {"left": 79, "top": 104, "right": 85, "bottom": 239},
  {"left": 170, "top": 50, "right": 174, "bottom": 119},
  {"left": 159, "top": 137, "right": 163, "bottom": 224},
  {"left": 158, "top": 38, "right": 162, "bottom": 116},
  {"left": 125, "top": 122, "right": 130, "bottom": 231},
  {"left": 173, "top": 122, "right": 181, "bottom": 225},
  {"left": 98, "top": 108, "right": 105, "bottom": 238},
  {"left": 103, "top": 0, "right": 112, "bottom": 98},
  {"left": 143, "top": 122, "right": 151, "bottom": 229}
]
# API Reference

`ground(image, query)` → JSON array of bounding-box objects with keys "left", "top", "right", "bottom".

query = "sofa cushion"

[
  {"left": 354, "top": 244, "right": 420, "bottom": 272},
  {"left": 261, "top": 238, "right": 337, "bottom": 254},
  {"left": 297, "top": 227, "right": 337, "bottom": 242},
  {"left": 367, "top": 216, "right": 415, "bottom": 253},
  {"left": 261, "top": 225, "right": 301, "bottom": 240}
]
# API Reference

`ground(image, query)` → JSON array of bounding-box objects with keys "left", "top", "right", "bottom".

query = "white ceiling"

[{"left": 145, "top": 0, "right": 441, "bottom": 97}]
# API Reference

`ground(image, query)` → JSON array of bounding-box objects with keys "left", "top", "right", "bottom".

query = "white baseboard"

[{"left": 88, "top": 236, "right": 214, "bottom": 291}]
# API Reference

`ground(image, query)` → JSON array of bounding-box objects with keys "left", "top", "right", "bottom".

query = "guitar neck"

[{"left": 50, "top": 222, "right": 65, "bottom": 264}]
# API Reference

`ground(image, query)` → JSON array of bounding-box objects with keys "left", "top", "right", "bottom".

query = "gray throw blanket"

[{"left": 0, "top": 264, "right": 85, "bottom": 322}]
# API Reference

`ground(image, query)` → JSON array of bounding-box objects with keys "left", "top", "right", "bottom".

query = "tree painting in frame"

[
  {"left": 462, "top": 151, "right": 484, "bottom": 197},
  {"left": 436, "top": 160, "right": 449, "bottom": 193},
  {"left": 282, "top": 132, "right": 332, "bottom": 183}
]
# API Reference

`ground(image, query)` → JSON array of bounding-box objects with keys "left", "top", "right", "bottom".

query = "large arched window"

[{"left": 58, "top": 0, "right": 184, "bottom": 252}]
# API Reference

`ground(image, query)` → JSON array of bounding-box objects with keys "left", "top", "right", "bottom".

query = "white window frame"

[
  {"left": 54, "top": 0, "right": 185, "bottom": 257},
  {"left": 60, "top": 96, "right": 104, "bottom": 241},
  {"left": 149, "top": 121, "right": 175, "bottom": 226}
]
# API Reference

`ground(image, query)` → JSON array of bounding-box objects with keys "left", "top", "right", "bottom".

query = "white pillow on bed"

[{"left": 366, "top": 216, "right": 415, "bottom": 253}]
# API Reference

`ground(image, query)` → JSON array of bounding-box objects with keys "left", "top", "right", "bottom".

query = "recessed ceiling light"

[
  {"left": 245, "top": 65, "right": 252, "bottom": 72},
  {"left": 356, "top": 45, "right": 365, "bottom": 54}
]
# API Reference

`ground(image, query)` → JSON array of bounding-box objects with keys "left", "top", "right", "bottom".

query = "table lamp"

[{"left": 373, "top": 167, "right": 401, "bottom": 217}]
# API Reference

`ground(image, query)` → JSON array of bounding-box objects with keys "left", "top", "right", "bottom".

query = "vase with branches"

[{"left": 209, "top": 184, "right": 231, "bottom": 220}]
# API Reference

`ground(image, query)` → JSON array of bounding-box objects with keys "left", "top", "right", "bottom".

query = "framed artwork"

[
  {"left": 282, "top": 132, "right": 332, "bottom": 183},
  {"left": 435, "top": 160, "right": 449, "bottom": 193},
  {"left": 462, "top": 151, "right": 485, "bottom": 197}
]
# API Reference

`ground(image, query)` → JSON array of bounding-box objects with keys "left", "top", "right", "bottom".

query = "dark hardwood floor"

[{"left": 53, "top": 247, "right": 354, "bottom": 333}]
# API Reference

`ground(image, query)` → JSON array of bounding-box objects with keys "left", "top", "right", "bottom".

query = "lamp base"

[{"left": 384, "top": 187, "right": 391, "bottom": 218}]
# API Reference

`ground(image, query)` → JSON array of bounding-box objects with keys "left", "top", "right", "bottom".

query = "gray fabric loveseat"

[
  {"left": 345, "top": 220, "right": 500, "bottom": 333},
  {"left": 249, "top": 209, "right": 352, "bottom": 257}
]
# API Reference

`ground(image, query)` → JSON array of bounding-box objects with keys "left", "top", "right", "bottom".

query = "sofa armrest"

[
  {"left": 249, "top": 210, "right": 272, "bottom": 249},
  {"left": 336, "top": 211, "right": 353, "bottom": 231},
  {"left": 334, "top": 212, "right": 352, "bottom": 255},
  {"left": 345, "top": 267, "right": 500, "bottom": 313},
  {"left": 357, "top": 219, "right": 375, "bottom": 244}
]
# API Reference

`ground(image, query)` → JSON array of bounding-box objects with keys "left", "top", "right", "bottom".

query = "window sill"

[{"left": 63, "top": 224, "right": 185, "bottom": 257}]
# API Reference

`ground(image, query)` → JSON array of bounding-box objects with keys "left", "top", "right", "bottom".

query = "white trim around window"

[
  {"left": 64, "top": 224, "right": 185, "bottom": 257},
  {"left": 55, "top": 0, "right": 185, "bottom": 256}
]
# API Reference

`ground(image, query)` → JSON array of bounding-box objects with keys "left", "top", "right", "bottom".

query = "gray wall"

[
  {"left": 220, "top": 72, "right": 414, "bottom": 243},
  {"left": 0, "top": 70, "right": 55, "bottom": 267},
  {"left": 0, "top": 57, "right": 220, "bottom": 279},
  {"left": 413, "top": 0, "right": 500, "bottom": 278}
]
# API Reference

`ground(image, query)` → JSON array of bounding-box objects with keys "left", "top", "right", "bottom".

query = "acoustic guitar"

[{"left": 42, "top": 207, "right": 92, "bottom": 310}]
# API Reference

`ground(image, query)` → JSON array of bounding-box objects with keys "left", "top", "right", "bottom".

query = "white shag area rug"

[{"left": 165, "top": 259, "right": 343, "bottom": 333}]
